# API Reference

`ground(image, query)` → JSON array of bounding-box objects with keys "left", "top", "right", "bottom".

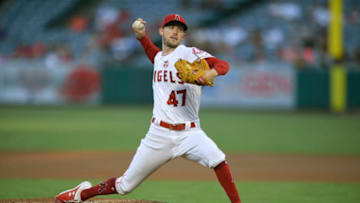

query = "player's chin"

[
  {"left": 167, "top": 42, "right": 180, "bottom": 48},
  {"left": 166, "top": 38, "right": 180, "bottom": 47}
]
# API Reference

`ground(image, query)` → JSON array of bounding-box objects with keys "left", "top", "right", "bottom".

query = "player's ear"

[
  {"left": 182, "top": 33, "right": 186, "bottom": 40},
  {"left": 159, "top": 28, "right": 163, "bottom": 36}
]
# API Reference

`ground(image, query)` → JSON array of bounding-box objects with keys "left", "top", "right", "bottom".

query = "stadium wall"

[{"left": 0, "top": 61, "right": 359, "bottom": 110}]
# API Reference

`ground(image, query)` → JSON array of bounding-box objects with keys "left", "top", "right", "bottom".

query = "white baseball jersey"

[
  {"left": 152, "top": 44, "right": 212, "bottom": 123},
  {"left": 115, "top": 44, "right": 225, "bottom": 196}
]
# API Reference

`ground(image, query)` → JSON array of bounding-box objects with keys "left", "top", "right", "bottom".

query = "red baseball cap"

[{"left": 161, "top": 14, "right": 188, "bottom": 31}]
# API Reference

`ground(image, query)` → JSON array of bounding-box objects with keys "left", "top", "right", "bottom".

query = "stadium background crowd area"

[
  {"left": 0, "top": 0, "right": 359, "bottom": 70},
  {"left": 0, "top": 0, "right": 359, "bottom": 109}
]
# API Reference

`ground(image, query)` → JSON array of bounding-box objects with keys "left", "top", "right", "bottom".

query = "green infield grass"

[
  {"left": 0, "top": 105, "right": 359, "bottom": 154},
  {"left": 0, "top": 179, "right": 359, "bottom": 203}
]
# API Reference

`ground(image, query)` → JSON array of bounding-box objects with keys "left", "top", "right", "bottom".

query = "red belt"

[{"left": 152, "top": 118, "right": 196, "bottom": 131}]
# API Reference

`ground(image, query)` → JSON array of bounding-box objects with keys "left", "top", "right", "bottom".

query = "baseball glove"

[{"left": 174, "top": 58, "right": 214, "bottom": 86}]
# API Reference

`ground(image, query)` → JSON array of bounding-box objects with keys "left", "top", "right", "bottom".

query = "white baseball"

[{"left": 133, "top": 20, "right": 144, "bottom": 30}]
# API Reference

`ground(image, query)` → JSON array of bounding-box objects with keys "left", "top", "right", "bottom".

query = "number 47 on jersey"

[{"left": 167, "top": 89, "right": 186, "bottom": 107}]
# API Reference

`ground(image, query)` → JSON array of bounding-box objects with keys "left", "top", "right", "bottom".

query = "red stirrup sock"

[
  {"left": 80, "top": 177, "right": 117, "bottom": 201},
  {"left": 214, "top": 161, "right": 241, "bottom": 203}
]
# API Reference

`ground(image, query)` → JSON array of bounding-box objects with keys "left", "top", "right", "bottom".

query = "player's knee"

[
  {"left": 115, "top": 177, "right": 137, "bottom": 195},
  {"left": 120, "top": 187, "right": 133, "bottom": 195},
  {"left": 208, "top": 151, "right": 226, "bottom": 168}
]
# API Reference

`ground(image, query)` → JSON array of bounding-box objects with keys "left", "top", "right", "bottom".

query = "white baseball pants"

[{"left": 115, "top": 123, "right": 226, "bottom": 195}]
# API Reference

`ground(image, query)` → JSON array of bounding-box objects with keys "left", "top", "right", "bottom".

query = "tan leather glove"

[{"left": 174, "top": 58, "right": 214, "bottom": 86}]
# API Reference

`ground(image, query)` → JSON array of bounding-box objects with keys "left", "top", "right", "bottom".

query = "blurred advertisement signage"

[
  {"left": 0, "top": 61, "right": 100, "bottom": 104},
  {"left": 201, "top": 63, "right": 295, "bottom": 109}
]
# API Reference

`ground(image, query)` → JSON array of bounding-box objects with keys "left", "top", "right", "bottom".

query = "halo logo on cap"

[{"left": 161, "top": 14, "right": 188, "bottom": 31}]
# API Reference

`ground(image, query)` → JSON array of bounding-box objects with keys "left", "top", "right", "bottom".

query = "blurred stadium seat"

[{"left": 0, "top": 0, "right": 359, "bottom": 68}]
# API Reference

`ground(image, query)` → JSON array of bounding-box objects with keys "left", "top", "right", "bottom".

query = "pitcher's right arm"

[{"left": 132, "top": 18, "right": 160, "bottom": 64}]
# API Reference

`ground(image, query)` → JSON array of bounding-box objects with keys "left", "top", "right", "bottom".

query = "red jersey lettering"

[
  {"left": 176, "top": 73, "right": 184, "bottom": 84},
  {"left": 157, "top": 70, "right": 162, "bottom": 82},
  {"left": 163, "top": 70, "right": 168, "bottom": 82}
]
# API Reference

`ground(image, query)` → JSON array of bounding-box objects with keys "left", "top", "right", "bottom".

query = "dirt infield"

[
  {"left": 1, "top": 151, "right": 360, "bottom": 182},
  {"left": 1, "top": 151, "right": 360, "bottom": 202}
]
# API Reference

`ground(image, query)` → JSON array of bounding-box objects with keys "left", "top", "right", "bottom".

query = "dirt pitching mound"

[{"left": 0, "top": 198, "right": 165, "bottom": 203}]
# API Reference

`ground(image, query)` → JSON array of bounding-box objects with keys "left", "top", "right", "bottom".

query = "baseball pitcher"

[{"left": 55, "top": 14, "right": 241, "bottom": 203}]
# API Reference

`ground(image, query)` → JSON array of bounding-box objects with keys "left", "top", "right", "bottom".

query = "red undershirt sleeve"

[
  {"left": 205, "top": 57, "right": 230, "bottom": 76},
  {"left": 137, "top": 35, "right": 160, "bottom": 64}
]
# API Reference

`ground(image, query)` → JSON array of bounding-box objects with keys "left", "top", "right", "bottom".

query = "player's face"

[{"left": 160, "top": 24, "right": 186, "bottom": 49}]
